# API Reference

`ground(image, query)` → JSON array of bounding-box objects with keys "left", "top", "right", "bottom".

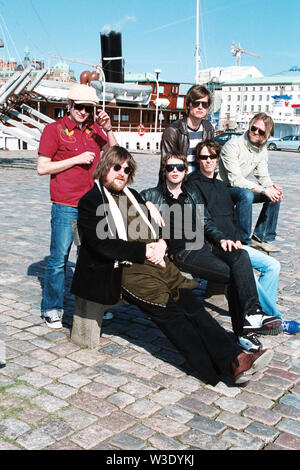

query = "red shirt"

[{"left": 38, "top": 114, "right": 108, "bottom": 207}]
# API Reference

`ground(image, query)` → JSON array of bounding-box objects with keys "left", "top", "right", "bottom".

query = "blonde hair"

[{"left": 249, "top": 113, "right": 274, "bottom": 145}]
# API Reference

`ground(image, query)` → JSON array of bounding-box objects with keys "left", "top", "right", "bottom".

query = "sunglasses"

[
  {"left": 250, "top": 125, "right": 265, "bottom": 136},
  {"left": 165, "top": 164, "right": 186, "bottom": 172},
  {"left": 198, "top": 154, "right": 218, "bottom": 160},
  {"left": 191, "top": 100, "right": 210, "bottom": 109},
  {"left": 73, "top": 103, "right": 93, "bottom": 113},
  {"left": 113, "top": 163, "right": 132, "bottom": 174}
]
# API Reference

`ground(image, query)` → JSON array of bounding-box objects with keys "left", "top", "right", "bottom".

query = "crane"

[{"left": 230, "top": 42, "right": 260, "bottom": 66}]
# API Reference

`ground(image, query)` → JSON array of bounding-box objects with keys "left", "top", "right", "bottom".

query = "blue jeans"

[
  {"left": 41, "top": 203, "right": 78, "bottom": 313},
  {"left": 243, "top": 246, "right": 283, "bottom": 320},
  {"left": 228, "top": 187, "right": 280, "bottom": 245}
]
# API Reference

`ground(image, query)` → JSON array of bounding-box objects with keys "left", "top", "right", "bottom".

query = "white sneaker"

[{"left": 41, "top": 309, "right": 63, "bottom": 329}]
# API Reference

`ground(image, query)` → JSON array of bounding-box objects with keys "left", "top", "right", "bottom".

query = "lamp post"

[{"left": 146, "top": 69, "right": 161, "bottom": 133}]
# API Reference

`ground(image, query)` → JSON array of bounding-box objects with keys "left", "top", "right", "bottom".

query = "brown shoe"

[
  {"left": 251, "top": 238, "right": 281, "bottom": 253},
  {"left": 229, "top": 349, "right": 274, "bottom": 385}
]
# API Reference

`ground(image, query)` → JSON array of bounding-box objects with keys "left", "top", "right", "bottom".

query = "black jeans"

[
  {"left": 173, "top": 245, "right": 261, "bottom": 335},
  {"left": 122, "top": 287, "right": 242, "bottom": 386}
]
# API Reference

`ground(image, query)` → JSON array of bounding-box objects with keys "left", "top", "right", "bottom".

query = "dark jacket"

[
  {"left": 186, "top": 171, "right": 241, "bottom": 241},
  {"left": 140, "top": 182, "right": 225, "bottom": 253},
  {"left": 159, "top": 115, "right": 214, "bottom": 183},
  {"left": 71, "top": 182, "right": 146, "bottom": 304}
]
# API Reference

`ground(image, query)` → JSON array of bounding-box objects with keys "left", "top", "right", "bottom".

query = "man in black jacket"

[
  {"left": 71, "top": 146, "right": 273, "bottom": 387},
  {"left": 141, "top": 153, "right": 282, "bottom": 352},
  {"left": 159, "top": 85, "right": 214, "bottom": 182}
]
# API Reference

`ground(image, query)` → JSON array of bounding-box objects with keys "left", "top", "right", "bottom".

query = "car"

[
  {"left": 214, "top": 131, "right": 243, "bottom": 146},
  {"left": 267, "top": 135, "right": 300, "bottom": 152}
]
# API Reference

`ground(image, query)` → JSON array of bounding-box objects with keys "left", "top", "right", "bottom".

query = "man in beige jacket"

[{"left": 218, "top": 113, "right": 284, "bottom": 252}]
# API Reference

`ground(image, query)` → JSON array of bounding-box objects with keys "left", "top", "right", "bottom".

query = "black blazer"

[{"left": 71, "top": 182, "right": 147, "bottom": 304}]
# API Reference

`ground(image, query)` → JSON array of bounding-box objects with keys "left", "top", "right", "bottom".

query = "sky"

[{"left": 0, "top": 0, "right": 299, "bottom": 84}]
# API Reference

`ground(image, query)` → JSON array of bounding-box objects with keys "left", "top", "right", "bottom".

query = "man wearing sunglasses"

[
  {"left": 71, "top": 145, "right": 274, "bottom": 387},
  {"left": 37, "top": 83, "right": 117, "bottom": 329},
  {"left": 141, "top": 151, "right": 282, "bottom": 353},
  {"left": 218, "top": 113, "right": 284, "bottom": 252},
  {"left": 159, "top": 85, "right": 214, "bottom": 182}
]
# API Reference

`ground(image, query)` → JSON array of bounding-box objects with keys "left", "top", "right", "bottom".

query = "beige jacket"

[{"left": 218, "top": 132, "right": 273, "bottom": 190}]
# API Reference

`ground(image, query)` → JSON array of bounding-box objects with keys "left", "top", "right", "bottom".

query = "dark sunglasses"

[
  {"left": 113, "top": 163, "right": 132, "bottom": 174},
  {"left": 191, "top": 100, "right": 209, "bottom": 109},
  {"left": 198, "top": 154, "right": 218, "bottom": 160},
  {"left": 73, "top": 103, "right": 93, "bottom": 113},
  {"left": 165, "top": 164, "right": 186, "bottom": 172},
  {"left": 250, "top": 125, "right": 265, "bottom": 136}
]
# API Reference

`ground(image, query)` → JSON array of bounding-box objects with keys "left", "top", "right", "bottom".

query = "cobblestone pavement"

[{"left": 0, "top": 149, "right": 299, "bottom": 451}]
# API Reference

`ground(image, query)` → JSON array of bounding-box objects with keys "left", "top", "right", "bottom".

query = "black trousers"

[
  {"left": 122, "top": 287, "right": 242, "bottom": 386},
  {"left": 173, "top": 244, "right": 261, "bottom": 335}
]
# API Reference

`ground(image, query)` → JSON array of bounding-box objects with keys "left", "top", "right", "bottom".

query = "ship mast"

[{"left": 195, "top": 0, "right": 201, "bottom": 84}]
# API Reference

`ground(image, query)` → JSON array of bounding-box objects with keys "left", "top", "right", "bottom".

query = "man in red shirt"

[{"left": 37, "top": 83, "right": 118, "bottom": 328}]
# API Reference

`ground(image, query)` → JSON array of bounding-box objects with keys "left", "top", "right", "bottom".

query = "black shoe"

[
  {"left": 243, "top": 313, "right": 282, "bottom": 336},
  {"left": 238, "top": 333, "right": 262, "bottom": 353}
]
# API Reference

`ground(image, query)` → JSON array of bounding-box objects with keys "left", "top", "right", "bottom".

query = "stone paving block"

[
  {"left": 176, "top": 397, "right": 218, "bottom": 418},
  {"left": 124, "top": 399, "right": 161, "bottom": 419},
  {"left": 0, "top": 417, "right": 30, "bottom": 439},
  {"left": 0, "top": 439, "right": 20, "bottom": 450},
  {"left": 243, "top": 406, "right": 281, "bottom": 426},
  {"left": 70, "top": 424, "right": 113, "bottom": 450},
  {"left": 94, "top": 373, "right": 129, "bottom": 388},
  {"left": 5, "top": 384, "right": 40, "bottom": 399},
  {"left": 143, "top": 414, "right": 189, "bottom": 437},
  {"left": 276, "top": 418, "right": 300, "bottom": 437},
  {"left": 119, "top": 381, "right": 153, "bottom": 398},
  {"left": 32, "top": 364, "right": 66, "bottom": 379},
  {"left": 160, "top": 404, "right": 194, "bottom": 424},
  {"left": 273, "top": 403, "right": 300, "bottom": 420},
  {"left": 51, "top": 357, "right": 80, "bottom": 372},
  {"left": 30, "top": 394, "right": 68, "bottom": 413},
  {"left": 69, "top": 391, "right": 117, "bottom": 417},
  {"left": 18, "top": 371, "right": 53, "bottom": 388},
  {"left": 75, "top": 366, "right": 101, "bottom": 379},
  {"left": 49, "top": 342, "right": 81, "bottom": 357},
  {"left": 44, "top": 383, "right": 77, "bottom": 399},
  {"left": 243, "top": 381, "right": 284, "bottom": 400},
  {"left": 245, "top": 421, "right": 280, "bottom": 443},
  {"left": 46, "top": 439, "right": 83, "bottom": 450},
  {"left": 190, "top": 388, "right": 220, "bottom": 405},
  {"left": 107, "top": 391, "right": 136, "bottom": 409},
  {"left": 238, "top": 391, "right": 274, "bottom": 409},
  {"left": 128, "top": 424, "right": 155, "bottom": 440},
  {"left": 29, "top": 338, "right": 53, "bottom": 350},
  {"left": 37, "top": 418, "right": 74, "bottom": 440},
  {"left": 188, "top": 415, "right": 226, "bottom": 436},
  {"left": 215, "top": 396, "right": 248, "bottom": 414},
  {"left": 100, "top": 343, "right": 129, "bottom": 356},
  {"left": 108, "top": 432, "right": 145, "bottom": 450},
  {"left": 148, "top": 433, "right": 187, "bottom": 450},
  {"left": 58, "top": 372, "right": 91, "bottom": 388},
  {"left": 279, "top": 393, "right": 300, "bottom": 410},
  {"left": 265, "top": 367, "right": 300, "bottom": 384},
  {"left": 105, "top": 358, "right": 157, "bottom": 380},
  {"left": 221, "top": 429, "right": 264, "bottom": 450},
  {"left": 6, "top": 339, "right": 36, "bottom": 353},
  {"left": 16, "top": 407, "right": 49, "bottom": 425},
  {"left": 155, "top": 362, "right": 186, "bottom": 377},
  {"left": 67, "top": 349, "right": 107, "bottom": 366},
  {"left": 82, "top": 381, "right": 115, "bottom": 398},
  {"left": 275, "top": 432, "right": 300, "bottom": 450},
  {"left": 260, "top": 374, "right": 294, "bottom": 391},
  {"left": 16, "top": 429, "right": 55, "bottom": 450},
  {"left": 178, "top": 429, "right": 228, "bottom": 450},
  {"left": 97, "top": 411, "right": 137, "bottom": 433},
  {"left": 30, "top": 349, "right": 58, "bottom": 363},
  {"left": 216, "top": 411, "right": 251, "bottom": 430},
  {"left": 58, "top": 407, "right": 98, "bottom": 430},
  {"left": 6, "top": 319, "right": 32, "bottom": 329},
  {"left": 149, "top": 389, "right": 185, "bottom": 406},
  {"left": 205, "top": 381, "right": 241, "bottom": 397}
]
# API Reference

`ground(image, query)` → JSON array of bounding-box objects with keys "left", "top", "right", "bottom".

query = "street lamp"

[{"left": 154, "top": 69, "right": 161, "bottom": 133}]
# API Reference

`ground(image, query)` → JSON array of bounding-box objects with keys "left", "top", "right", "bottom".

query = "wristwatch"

[
  {"left": 261, "top": 186, "right": 267, "bottom": 195},
  {"left": 106, "top": 125, "right": 113, "bottom": 132}
]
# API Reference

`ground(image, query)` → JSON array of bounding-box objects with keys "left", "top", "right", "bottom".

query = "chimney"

[{"left": 100, "top": 31, "right": 124, "bottom": 83}]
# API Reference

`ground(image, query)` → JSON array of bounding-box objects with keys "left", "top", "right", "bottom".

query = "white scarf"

[{"left": 95, "top": 180, "right": 157, "bottom": 241}]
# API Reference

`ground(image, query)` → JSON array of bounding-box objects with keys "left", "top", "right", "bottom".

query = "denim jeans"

[
  {"left": 243, "top": 246, "right": 283, "bottom": 319},
  {"left": 41, "top": 203, "right": 78, "bottom": 313},
  {"left": 228, "top": 187, "right": 280, "bottom": 245}
]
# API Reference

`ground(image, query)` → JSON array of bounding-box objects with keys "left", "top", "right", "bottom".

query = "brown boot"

[{"left": 229, "top": 349, "right": 273, "bottom": 385}]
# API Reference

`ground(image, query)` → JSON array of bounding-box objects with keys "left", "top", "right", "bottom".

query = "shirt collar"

[{"left": 62, "top": 114, "right": 94, "bottom": 132}]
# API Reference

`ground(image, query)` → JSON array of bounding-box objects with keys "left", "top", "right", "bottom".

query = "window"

[
  {"left": 227, "top": 105, "right": 231, "bottom": 112},
  {"left": 237, "top": 95, "right": 240, "bottom": 101},
  {"left": 159, "top": 85, "right": 164, "bottom": 94},
  {"left": 244, "top": 95, "right": 247, "bottom": 101},
  {"left": 259, "top": 95, "right": 262, "bottom": 101},
  {"left": 267, "top": 95, "right": 270, "bottom": 101},
  {"left": 251, "top": 105, "right": 254, "bottom": 111},
  {"left": 54, "top": 108, "right": 64, "bottom": 119},
  {"left": 228, "top": 95, "right": 231, "bottom": 101},
  {"left": 244, "top": 105, "right": 247, "bottom": 112},
  {"left": 252, "top": 95, "right": 255, "bottom": 101},
  {"left": 266, "top": 105, "right": 269, "bottom": 112}
]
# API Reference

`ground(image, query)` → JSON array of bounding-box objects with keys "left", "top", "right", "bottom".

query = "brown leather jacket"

[{"left": 159, "top": 115, "right": 214, "bottom": 182}]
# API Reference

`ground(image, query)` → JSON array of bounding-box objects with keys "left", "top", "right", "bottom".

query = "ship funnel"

[{"left": 100, "top": 30, "right": 124, "bottom": 83}]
